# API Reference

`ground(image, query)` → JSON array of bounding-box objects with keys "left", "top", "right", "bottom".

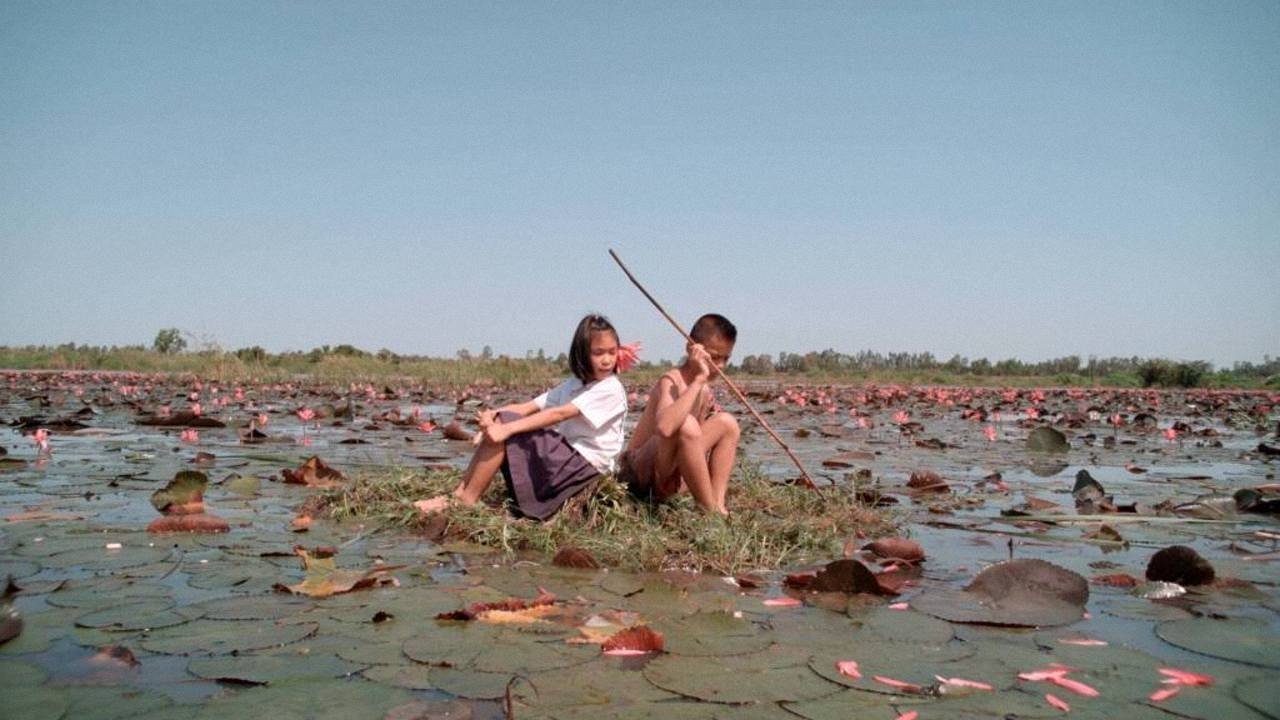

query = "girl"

[{"left": 413, "top": 314, "right": 633, "bottom": 520}]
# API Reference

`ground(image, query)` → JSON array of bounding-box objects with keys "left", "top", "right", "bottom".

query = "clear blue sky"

[{"left": 2, "top": 2, "right": 1276, "bottom": 367}]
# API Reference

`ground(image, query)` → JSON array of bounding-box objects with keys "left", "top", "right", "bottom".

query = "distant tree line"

[
  {"left": 3, "top": 332, "right": 1274, "bottom": 390},
  {"left": 735, "top": 349, "right": 1280, "bottom": 388}
]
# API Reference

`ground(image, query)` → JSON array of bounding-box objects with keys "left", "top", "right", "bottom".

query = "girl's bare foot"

[{"left": 413, "top": 496, "right": 450, "bottom": 515}]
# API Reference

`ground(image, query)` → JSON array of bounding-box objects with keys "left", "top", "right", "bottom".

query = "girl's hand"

[
  {"left": 476, "top": 409, "right": 497, "bottom": 429},
  {"left": 483, "top": 423, "right": 511, "bottom": 445}
]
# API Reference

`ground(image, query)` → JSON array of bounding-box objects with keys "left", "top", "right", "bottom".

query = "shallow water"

[{"left": 2, "top": 373, "right": 1278, "bottom": 719}]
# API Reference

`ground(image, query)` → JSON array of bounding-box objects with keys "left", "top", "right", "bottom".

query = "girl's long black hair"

[{"left": 568, "top": 314, "right": 619, "bottom": 383}]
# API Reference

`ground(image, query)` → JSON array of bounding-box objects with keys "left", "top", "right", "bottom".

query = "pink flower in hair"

[{"left": 617, "top": 342, "right": 643, "bottom": 373}]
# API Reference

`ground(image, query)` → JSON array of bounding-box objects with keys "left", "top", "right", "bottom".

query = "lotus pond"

[{"left": 1, "top": 371, "right": 1278, "bottom": 719}]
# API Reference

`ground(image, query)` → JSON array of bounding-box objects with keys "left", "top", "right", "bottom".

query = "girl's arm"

[
  {"left": 477, "top": 400, "right": 540, "bottom": 430},
  {"left": 482, "top": 403, "right": 580, "bottom": 444}
]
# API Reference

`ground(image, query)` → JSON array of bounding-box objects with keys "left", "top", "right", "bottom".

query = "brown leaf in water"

[
  {"left": 147, "top": 513, "right": 230, "bottom": 534},
  {"left": 280, "top": 456, "right": 346, "bottom": 487},
  {"left": 436, "top": 590, "right": 557, "bottom": 622},
  {"left": 272, "top": 547, "right": 402, "bottom": 598},
  {"left": 442, "top": 421, "right": 473, "bottom": 441},
  {"left": 863, "top": 538, "right": 926, "bottom": 563},
  {"left": 1146, "top": 545, "right": 1215, "bottom": 586},
  {"left": 810, "top": 559, "right": 898, "bottom": 596},
  {"left": 602, "top": 625, "right": 664, "bottom": 654},
  {"left": 0, "top": 605, "right": 21, "bottom": 645},
  {"left": 1091, "top": 573, "right": 1140, "bottom": 587},
  {"left": 822, "top": 451, "right": 874, "bottom": 468},
  {"left": 552, "top": 547, "right": 600, "bottom": 569},
  {"left": 92, "top": 644, "right": 140, "bottom": 667},
  {"left": 907, "top": 471, "right": 949, "bottom": 493}
]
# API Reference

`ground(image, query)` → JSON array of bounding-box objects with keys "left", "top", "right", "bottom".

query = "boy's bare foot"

[{"left": 413, "top": 496, "right": 451, "bottom": 515}]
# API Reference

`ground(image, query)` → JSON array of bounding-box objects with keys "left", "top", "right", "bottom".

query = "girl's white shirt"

[{"left": 534, "top": 374, "right": 627, "bottom": 473}]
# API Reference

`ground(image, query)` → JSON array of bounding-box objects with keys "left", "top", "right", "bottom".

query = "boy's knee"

[
  {"left": 721, "top": 413, "right": 740, "bottom": 439},
  {"left": 678, "top": 416, "right": 702, "bottom": 442}
]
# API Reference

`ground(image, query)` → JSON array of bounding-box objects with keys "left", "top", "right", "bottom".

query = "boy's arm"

[{"left": 654, "top": 345, "right": 712, "bottom": 438}]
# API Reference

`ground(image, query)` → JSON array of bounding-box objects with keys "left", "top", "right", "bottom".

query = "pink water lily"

[
  {"left": 297, "top": 407, "right": 316, "bottom": 422},
  {"left": 33, "top": 428, "right": 50, "bottom": 453},
  {"left": 984, "top": 424, "right": 997, "bottom": 442},
  {"left": 257, "top": 413, "right": 269, "bottom": 427},
  {"left": 616, "top": 341, "right": 643, "bottom": 373},
  {"left": 418, "top": 420, "right": 437, "bottom": 433},
  {"left": 190, "top": 402, "right": 202, "bottom": 417},
  {"left": 892, "top": 410, "right": 910, "bottom": 425},
  {"left": 835, "top": 659, "right": 861, "bottom": 679},
  {"left": 180, "top": 429, "right": 199, "bottom": 444}
]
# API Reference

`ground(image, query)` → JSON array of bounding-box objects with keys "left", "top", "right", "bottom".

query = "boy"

[{"left": 620, "top": 314, "right": 740, "bottom": 515}]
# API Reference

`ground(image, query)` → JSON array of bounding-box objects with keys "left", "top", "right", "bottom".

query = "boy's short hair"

[
  {"left": 569, "top": 314, "right": 619, "bottom": 383},
  {"left": 690, "top": 313, "right": 737, "bottom": 344}
]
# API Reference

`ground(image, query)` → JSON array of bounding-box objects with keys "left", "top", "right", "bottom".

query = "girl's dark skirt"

[{"left": 498, "top": 412, "right": 601, "bottom": 521}]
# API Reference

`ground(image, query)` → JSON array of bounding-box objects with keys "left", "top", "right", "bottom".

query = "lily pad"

[
  {"left": 151, "top": 470, "right": 209, "bottom": 514},
  {"left": 190, "top": 595, "right": 313, "bottom": 621},
  {"left": 1235, "top": 675, "right": 1280, "bottom": 719},
  {"left": 61, "top": 685, "right": 173, "bottom": 720},
  {"left": 1156, "top": 617, "right": 1280, "bottom": 668},
  {"left": 1027, "top": 426, "right": 1070, "bottom": 453},
  {"left": 428, "top": 667, "right": 515, "bottom": 700},
  {"left": 194, "top": 677, "right": 412, "bottom": 720},
  {"left": 188, "top": 653, "right": 363, "bottom": 685},
  {"left": 141, "top": 619, "right": 319, "bottom": 655},
  {"left": 644, "top": 648, "right": 841, "bottom": 704},
  {"left": 0, "top": 560, "right": 40, "bottom": 580},
  {"left": 512, "top": 664, "right": 678, "bottom": 709},
  {"left": 43, "top": 544, "right": 171, "bottom": 571},
  {"left": 657, "top": 611, "right": 774, "bottom": 656},
  {"left": 360, "top": 662, "right": 434, "bottom": 690},
  {"left": 75, "top": 599, "right": 200, "bottom": 631},
  {"left": 912, "top": 559, "right": 1088, "bottom": 627}
]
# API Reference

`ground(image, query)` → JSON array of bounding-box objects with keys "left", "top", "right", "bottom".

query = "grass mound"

[{"left": 318, "top": 463, "right": 891, "bottom": 574}]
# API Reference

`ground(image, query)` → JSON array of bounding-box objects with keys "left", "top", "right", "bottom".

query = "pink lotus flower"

[
  {"left": 33, "top": 428, "right": 50, "bottom": 453},
  {"left": 257, "top": 413, "right": 269, "bottom": 427},
  {"left": 190, "top": 402, "right": 202, "bottom": 417},
  {"left": 297, "top": 408, "right": 316, "bottom": 422},
  {"left": 984, "top": 425, "right": 997, "bottom": 442},
  {"left": 616, "top": 341, "right": 643, "bottom": 373},
  {"left": 1110, "top": 413, "right": 1123, "bottom": 427},
  {"left": 180, "top": 429, "right": 199, "bottom": 444},
  {"left": 1026, "top": 407, "right": 1040, "bottom": 420},
  {"left": 418, "top": 420, "right": 437, "bottom": 433},
  {"left": 1163, "top": 427, "right": 1178, "bottom": 442},
  {"left": 835, "top": 660, "right": 861, "bottom": 679},
  {"left": 892, "top": 410, "right": 910, "bottom": 425},
  {"left": 856, "top": 416, "right": 870, "bottom": 429}
]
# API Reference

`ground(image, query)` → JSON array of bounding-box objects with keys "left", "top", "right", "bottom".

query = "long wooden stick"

[{"left": 609, "top": 249, "right": 818, "bottom": 489}]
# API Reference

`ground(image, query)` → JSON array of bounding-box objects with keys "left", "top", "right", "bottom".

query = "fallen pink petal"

[
  {"left": 1149, "top": 685, "right": 1182, "bottom": 702},
  {"left": 1158, "top": 667, "right": 1214, "bottom": 686},
  {"left": 1045, "top": 693, "right": 1071, "bottom": 712}
]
